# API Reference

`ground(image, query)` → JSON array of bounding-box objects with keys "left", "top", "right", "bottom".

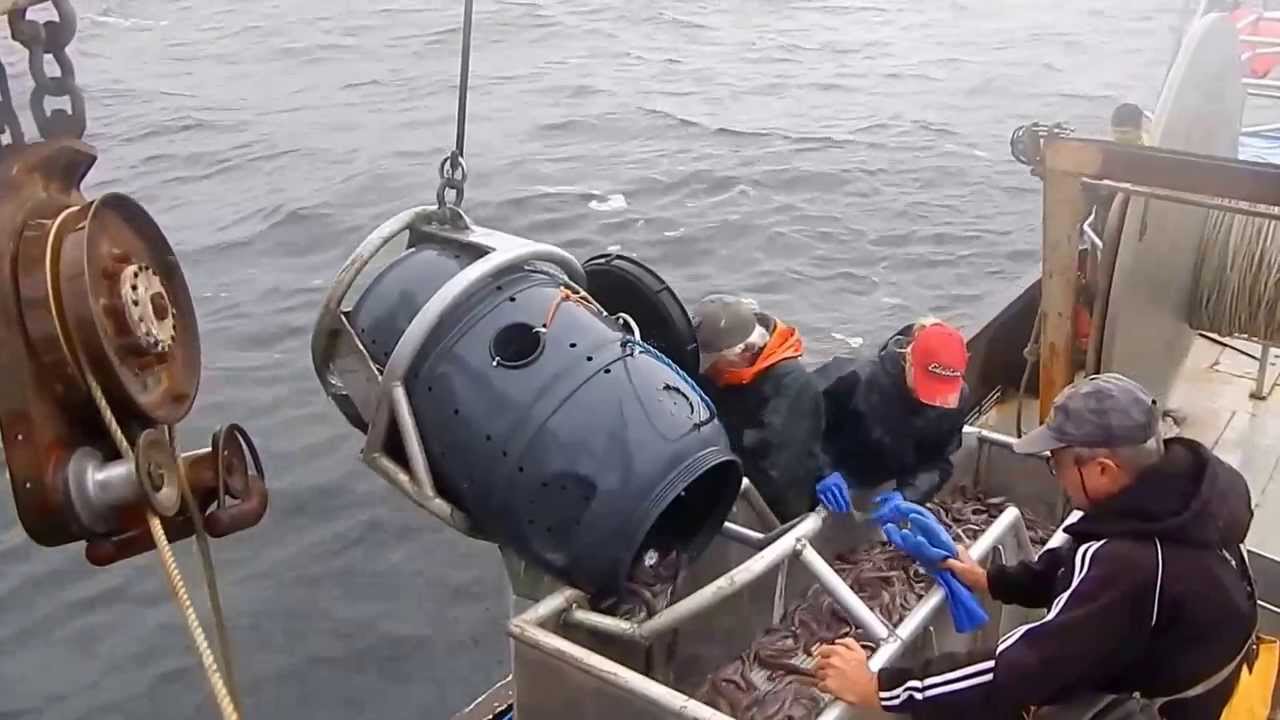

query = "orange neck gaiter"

[{"left": 714, "top": 321, "right": 804, "bottom": 387}]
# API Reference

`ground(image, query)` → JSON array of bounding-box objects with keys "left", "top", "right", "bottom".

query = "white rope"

[
  {"left": 170, "top": 426, "right": 241, "bottom": 708},
  {"left": 82, "top": 371, "right": 241, "bottom": 720},
  {"left": 1191, "top": 202, "right": 1280, "bottom": 344}
]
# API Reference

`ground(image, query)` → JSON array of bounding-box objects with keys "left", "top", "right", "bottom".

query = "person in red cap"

[{"left": 817, "top": 318, "right": 970, "bottom": 506}]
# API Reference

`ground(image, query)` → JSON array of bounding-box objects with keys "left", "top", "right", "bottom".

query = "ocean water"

[{"left": 0, "top": 0, "right": 1176, "bottom": 716}]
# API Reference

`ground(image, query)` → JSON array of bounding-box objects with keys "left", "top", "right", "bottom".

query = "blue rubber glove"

[
  {"left": 875, "top": 495, "right": 937, "bottom": 529},
  {"left": 870, "top": 490, "right": 905, "bottom": 524},
  {"left": 903, "top": 508, "right": 958, "bottom": 559},
  {"left": 882, "top": 523, "right": 951, "bottom": 569},
  {"left": 938, "top": 572, "right": 990, "bottom": 634},
  {"left": 816, "top": 472, "right": 852, "bottom": 513},
  {"left": 879, "top": 503, "right": 989, "bottom": 634}
]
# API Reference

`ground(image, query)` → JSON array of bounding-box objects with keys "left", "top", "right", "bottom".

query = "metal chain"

[
  {"left": 0, "top": 57, "right": 25, "bottom": 147},
  {"left": 436, "top": 151, "right": 468, "bottom": 208},
  {"left": 5, "top": 3, "right": 237, "bottom": 712},
  {"left": 435, "top": 0, "right": 475, "bottom": 209},
  {"left": 7, "top": 0, "right": 86, "bottom": 140}
]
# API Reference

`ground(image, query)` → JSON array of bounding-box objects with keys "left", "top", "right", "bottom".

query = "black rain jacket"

[
  {"left": 877, "top": 438, "right": 1256, "bottom": 720},
  {"left": 818, "top": 324, "right": 969, "bottom": 504},
  {"left": 701, "top": 316, "right": 830, "bottom": 522}
]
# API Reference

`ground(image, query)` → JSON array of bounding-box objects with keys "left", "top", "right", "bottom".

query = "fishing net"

[{"left": 1191, "top": 205, "right": 1280, "bottom": 344}]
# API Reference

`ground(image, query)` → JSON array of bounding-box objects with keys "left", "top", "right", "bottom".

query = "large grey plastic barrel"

[{"left": 348, "top": 245, "right": 742, "bottom": 594}]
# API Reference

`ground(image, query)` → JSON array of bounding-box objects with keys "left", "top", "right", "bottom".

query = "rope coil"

[{"left": 1191, "top": 203, "right": 1280, "bottom": 344}]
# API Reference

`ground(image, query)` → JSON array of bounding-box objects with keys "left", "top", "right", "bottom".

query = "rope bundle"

[{"left": 1191, "top": 203, "right": 1280, "bottom": 344}]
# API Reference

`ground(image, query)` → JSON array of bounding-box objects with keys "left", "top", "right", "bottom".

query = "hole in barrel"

[{"left": 490, "top": 322, "right": 544, "bottom": 369}]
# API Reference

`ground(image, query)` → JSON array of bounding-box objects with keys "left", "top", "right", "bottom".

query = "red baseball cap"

[{"left": 908, "top": 323, "right": 968, "bottom": 408}]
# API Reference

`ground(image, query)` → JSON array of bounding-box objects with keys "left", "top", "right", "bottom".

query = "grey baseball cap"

[
  {"left": 1013, "top": 373, "right": 1159, "bottom": 454},
  {"left": 691, "top": 294, "right": 759, "bottom": 355}
]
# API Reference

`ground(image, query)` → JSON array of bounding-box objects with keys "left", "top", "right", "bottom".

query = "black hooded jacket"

[
  {"left": 877, "top": 438, "right": 1256, "bottom": 720},
  {"left": 818, "top": 324, "right": 970, "bottom": 504},
  {"left": 700, "top": 316, "right": 830, "bottom": 522}
]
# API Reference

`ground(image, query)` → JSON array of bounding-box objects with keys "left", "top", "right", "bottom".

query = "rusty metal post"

[{"left": 1039, "top": 166, "right": 1088, "bottom": 420}]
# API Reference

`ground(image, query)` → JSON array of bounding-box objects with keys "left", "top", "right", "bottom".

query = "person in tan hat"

[
  {"left": 691, "top": 294, "right": 849, "bottom": 521},
  {"left": 815, "top": 373, "right": 1256, "bottom": 720}
]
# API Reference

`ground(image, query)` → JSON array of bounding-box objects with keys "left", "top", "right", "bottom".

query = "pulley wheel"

[
  {"left": 213, "top": 424, "right": 254, "bottom": 501},
  {"left": 55, "top": 193, "right": 200, "bottom": 424},
  {"left": 135, "top": 427, "right": 181, "bottom": 517},
  {"left": 16, "top": 203, "right": 92, "bottom": 400}
]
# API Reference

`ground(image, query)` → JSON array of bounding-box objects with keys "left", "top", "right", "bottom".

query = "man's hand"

[
  {"left": 942, "top": 547, "right": 989, "bottom": 596},
  {"left": 814, "top": 638, "right": 880, "bottom": 708}
]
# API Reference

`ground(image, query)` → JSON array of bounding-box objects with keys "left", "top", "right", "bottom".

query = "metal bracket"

[{"left": 311, "top": 205, "right": 587, "bottom": 536}]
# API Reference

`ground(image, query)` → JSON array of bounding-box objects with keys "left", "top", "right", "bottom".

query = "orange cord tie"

[{"left": 540, "top": 287, "right": 596, "bottom": 334}]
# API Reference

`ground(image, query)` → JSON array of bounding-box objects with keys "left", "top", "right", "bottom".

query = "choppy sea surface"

[{"left": 0, "top": 0, "right": 1178, "bottom": 717}]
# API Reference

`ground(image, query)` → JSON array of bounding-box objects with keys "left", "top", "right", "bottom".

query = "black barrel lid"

[{"left": 583, "top": 253, "right": 700, "bottom": 376}]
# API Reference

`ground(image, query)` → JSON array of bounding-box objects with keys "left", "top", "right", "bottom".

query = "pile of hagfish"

[{"left": 693, "top": 487, "right": 1059, "bottom": 719}]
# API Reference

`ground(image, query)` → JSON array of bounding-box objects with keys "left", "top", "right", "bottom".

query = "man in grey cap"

[
  {"left": 691, "top": 294, "right": 850, "bottom": 521},
  {"left": 816, "top": 373, "right": 1257, "bottom": 720}
]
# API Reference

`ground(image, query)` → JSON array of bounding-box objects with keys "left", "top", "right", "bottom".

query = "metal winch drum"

[
  {"left": 0, "top": 139, "right": 268, "bottom": 565},
  {"left": 312, "top": 206, "right": 743, "bottom": 594}
]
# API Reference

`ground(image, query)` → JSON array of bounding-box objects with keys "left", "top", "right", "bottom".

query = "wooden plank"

[
  {"left": 1174, "top": 407, "right": 1235, "bottom": 449},
  {"left": 1170, "top": 361, "right": 1261, "bottom": 416},
  {"left": 1247, "top": 474, "right": 1280, "bottom": 553},
  {"left": 1213, "top": 342, "right": 1280, "bottom": 382},
  {"left": 1181, "top": 336, "right": 1226, "bottom": 373},
  {"left": 1213, "top": 410, "right": 1280, "bottom": 506},
  {"left": 1040, "top": 170, "right": 1088, "bottom": 422}
]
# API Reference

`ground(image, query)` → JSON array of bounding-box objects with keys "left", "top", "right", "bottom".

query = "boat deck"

[{"left": 1166, "top": 333, "right": 1280, "bottom": 554}]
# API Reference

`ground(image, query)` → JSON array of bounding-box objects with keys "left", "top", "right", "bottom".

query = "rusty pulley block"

[{"left": 0, "top": 139, "right": 268, "bottom": 565}]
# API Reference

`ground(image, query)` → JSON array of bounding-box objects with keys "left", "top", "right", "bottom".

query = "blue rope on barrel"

[{"left": 620, "top": 336, "right": 717, "bottom": 427}]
